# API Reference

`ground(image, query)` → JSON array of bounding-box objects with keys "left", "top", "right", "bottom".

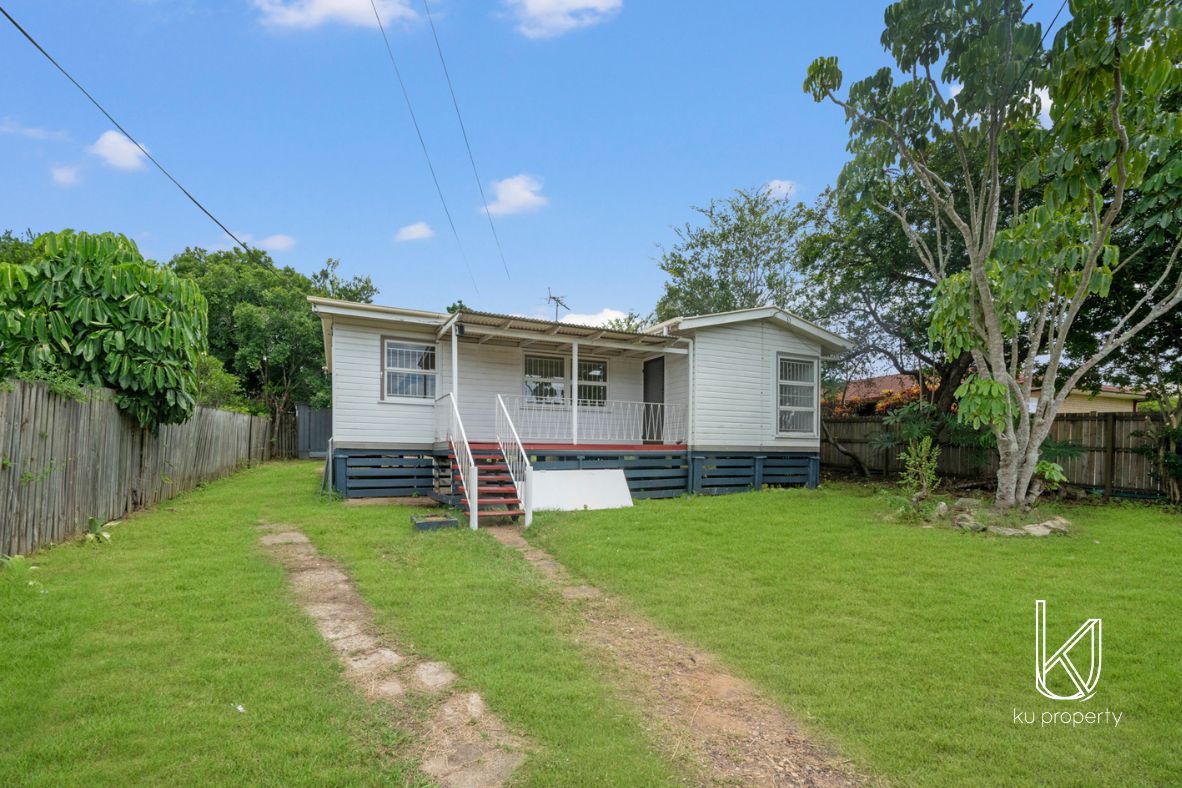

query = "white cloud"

[
  {"left": 50, "top": 165, "right": 80, "bottom": 186},
  {"left": 254, "top": 0, "right": 414, "bottom": 29},
  {"left": 395, "top": 221, "right": 434, "bottom": 241},
  {"left": 506, "top": 0, "right": 621, "bottom": 38},
  {"left": 89, "top": 130, "right": 147, "bottom": 170},
  {"left": 1, "top": 118, "right": 67, "bottom": 141},
  {"left": 561, "top": 307, "right": 627, "bottom": 327},
  {"left": 486, "top": 174, "right": 548, "bottom": 216},
  {"left": 258, "top": 233, "right": 297, "bottom": 251},
  {"left": 765, "top": 179, "right": 797, "bottom": 199}
]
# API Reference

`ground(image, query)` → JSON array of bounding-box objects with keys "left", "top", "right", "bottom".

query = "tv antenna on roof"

[{"left": 546, "top": 288, "right": 570, "bottom": 322}]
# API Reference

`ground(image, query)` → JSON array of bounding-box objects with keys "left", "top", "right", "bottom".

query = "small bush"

[{"left": 900, "top": 435, "right": 941, "bottom": 502}]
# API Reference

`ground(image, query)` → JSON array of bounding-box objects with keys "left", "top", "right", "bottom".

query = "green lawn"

[
  {"left": 4, "top": 463, "right": 1178, "bottom": 786},
  {"left": 0, "top": 462, "right": 681, "bottom": 786},
  {"left": 529, "top": 483, "right": 1182, "bottom": 786}
]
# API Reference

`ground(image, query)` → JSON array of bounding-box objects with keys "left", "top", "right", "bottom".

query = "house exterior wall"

[
  {"left": 331, "top": 320, "right": 438, "bottom": 447},
  {"left": 1051, "top": 392, "right": 1139, "bottom": 414},
  {"left": 664, "top": 353, "right": 689, "bottom": 413},
  {"left": 330, "top": 316, "right": 824, "bottom": 451},
  {"left": 330, "top": 318, "right": 649, "bottom": 447},
  {"left": 687, "top": 320, "right": 822, "bottom": 451}
]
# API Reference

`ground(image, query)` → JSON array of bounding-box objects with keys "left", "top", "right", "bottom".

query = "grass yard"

[
  {"left": 530, "top": 483, "right": 1182, "bottom": 786},
  {"left": 4, "top": 462, "right": 1179, "bottom": 786},
  {"left": 0, "top": 462, "right": 680, "bottom": 786}
]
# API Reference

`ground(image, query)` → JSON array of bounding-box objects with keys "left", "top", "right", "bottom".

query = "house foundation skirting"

[{"left": 330, "top": 447, "right": 820, "bottom": 500}]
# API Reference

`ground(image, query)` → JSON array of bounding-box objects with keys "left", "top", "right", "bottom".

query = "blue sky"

[{"left": 2, "top": 1, "right": 1062, "bottom": 324}]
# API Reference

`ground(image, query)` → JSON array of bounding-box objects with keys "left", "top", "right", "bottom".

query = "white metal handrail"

[
  {"left": 495, "top": 394, "right": 533, "bottom": 527},
  {"left": 502, "top": 395, "right": 687, "bottom": 444},
  {"left": 436, "top": 392, "right": 478, "bottom": 530}
]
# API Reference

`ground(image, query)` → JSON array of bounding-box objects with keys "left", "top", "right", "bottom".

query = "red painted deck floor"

[{"left": 468, "top": 441, "right": 686, "bottom": 453}]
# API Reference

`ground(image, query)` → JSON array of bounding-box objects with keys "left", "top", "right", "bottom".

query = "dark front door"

[{"left": 642, "top": 357, "right": 665, "bottom": 443}]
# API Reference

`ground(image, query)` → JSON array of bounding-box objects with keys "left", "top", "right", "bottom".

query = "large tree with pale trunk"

[{"left": 806, "top": 0, "right": 1182, "bottom": 509}]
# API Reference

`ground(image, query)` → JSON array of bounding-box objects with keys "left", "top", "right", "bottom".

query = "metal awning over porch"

[{"left": 440, "top": 309, "right": 689, "bottom": 357}]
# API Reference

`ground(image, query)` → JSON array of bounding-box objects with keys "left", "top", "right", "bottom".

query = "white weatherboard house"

[{"left": 310, "top": 297, "right": 851, "bottom": 527}]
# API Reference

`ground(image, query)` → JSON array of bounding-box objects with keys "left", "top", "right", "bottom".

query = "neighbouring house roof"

[
  {"left": 646, "top": 304, "right": 854, "bottom": 357},
  {"left": 843, "top": 373, "right": 920, "bottom": 401},
  {"left": 843, "top": 373, "right": 1146, "bottom": 402}
]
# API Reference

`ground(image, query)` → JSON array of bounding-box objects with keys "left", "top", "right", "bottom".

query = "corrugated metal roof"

[{"left": 457, "top": 309, "right": 677, "bottom": 345}]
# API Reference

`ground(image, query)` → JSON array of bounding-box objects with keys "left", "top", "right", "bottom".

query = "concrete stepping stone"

[
  {"left": 414, "top": 661, "right": 457, "bottom": 692},
  {"left": 259, "top": 531, "right": 309, "bottom": 545},
  {"left": 260, "top": 529, "right": 526, "bottom": 786},
  {"left": 346, "top": 648, "right": 404, "bottom": 676}
]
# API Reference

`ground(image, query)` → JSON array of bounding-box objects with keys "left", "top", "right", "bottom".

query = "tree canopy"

[
  {"left": 806, "top": 0, "right": 1182, "bottom": 508},
  {"left": 169, "top": 247, "right": 377, "bottom": 415},
  {"left": 0, "top": 230, "right": 207, "bottom": 429},
  {"left": 655, "top": 188, "right": 805, "bottom": 321}
]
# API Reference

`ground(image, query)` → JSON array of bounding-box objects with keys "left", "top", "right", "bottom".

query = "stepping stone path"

[
  {"left": 258, "top": 527, "right": 526, "bottom": 787},
  {"left": 485, "top": 527, "right": 863, "bottom": 787}
]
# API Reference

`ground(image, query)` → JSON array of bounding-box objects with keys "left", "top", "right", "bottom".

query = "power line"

[
  {"left": 367, "top": 0, "right": 479, "bottom": 296},
  {"left": 0, "top": 3, "right": 250, "bottom": 253},
  {"left": 420, "top": 0, "right": 510, "bottom": 279}
]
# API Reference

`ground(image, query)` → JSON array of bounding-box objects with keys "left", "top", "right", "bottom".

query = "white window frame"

[
  {"left": 774, "top": 353, "right": 818, "bottom": 437},
  {"left": 523, "top": 353, "right": 567, "bottom": 405},
  {"left": 381, "top": 336, "right": 437, "bottom": 404},
  {"left": 576, "top": 357, "right": 610, "bottom": 407}
]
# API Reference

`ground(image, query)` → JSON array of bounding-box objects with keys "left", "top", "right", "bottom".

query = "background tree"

[
  {"left": 806, "top": 0, "right": 1182, "bottom": 508},
  {"left": 310, "top": 258, "right": 378, "bottom": 303},
  {"left": 797, "top": 190, "right": 973, "bottom": 415},
  {"left": 0, "top": 230, "right": 35, "bottom": 267},
  {"left": 602, "top": 311, "right": 653, "bottom": 332},
  {"left": 193, "top": 353, "right": 254, "bottom": 413},
  {"left": 0, "top": 230, "right": 207, "bottom": 429},
  {"left": 655, "top": 188, "right": 806, "bottom": 320},
  {"left": 170, "top": 247, "right": 377, "bottom": 415}
]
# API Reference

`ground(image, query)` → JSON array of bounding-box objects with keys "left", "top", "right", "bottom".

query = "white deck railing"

[
  {"left": 436, "top": 393, "right": 478, "bottom": 530},
  {"left": 502, "top": 395, "right": 687, "bottom": 445},
  {"left": 495, "top": 394, "right": 533, "bottom": 527}
]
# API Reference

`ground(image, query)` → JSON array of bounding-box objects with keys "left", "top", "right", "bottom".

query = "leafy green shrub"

[
  {"left": 900, "top": 435, "right": 941, "bottom": 502},
  {"left": 0, "top": 230, "right": 207, "bottom": 429}
]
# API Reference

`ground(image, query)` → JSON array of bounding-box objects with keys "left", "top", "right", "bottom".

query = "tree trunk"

[
  {"left": 932, "top": 352, "right": 973, "bottom": 415},
  {"left": 994, "top": 441, "right": 1021, "bottom": 509},
  {"left": 821, "top": 418, "right": 871, "bottom": 478}
]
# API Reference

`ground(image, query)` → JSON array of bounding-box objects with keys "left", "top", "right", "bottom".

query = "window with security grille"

[
  {"left": 577, "top": 359, "right": 608, "bottom": 406},
  {"left": 383, "top": 340, "right": 436, "bottom": 399},
  {"left": 777, "top": 355, "right": 816, "bottom": 434},
  {"left": 524, "top": 355, "right": 566, "bottom": 402}
]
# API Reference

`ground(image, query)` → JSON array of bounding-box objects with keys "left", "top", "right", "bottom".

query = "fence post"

[{"left": 1103, "top": 412, "right": 1117, "bottom": 499}]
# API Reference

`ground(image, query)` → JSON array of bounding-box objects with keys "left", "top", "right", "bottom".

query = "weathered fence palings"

[
  {"left": 0, "top": 381, "right": 281, "bottom": 556},
  {"left": 821, "top": 413, "right": 1166, "bottom": 496}
]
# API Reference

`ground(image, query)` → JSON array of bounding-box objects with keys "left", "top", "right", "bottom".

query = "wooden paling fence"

[
  {"left": 822, "top": 413, "right": 1167, "bottom": 497},
  {"left": 0, "top": 381, "right": 288, "bottom": 556}
]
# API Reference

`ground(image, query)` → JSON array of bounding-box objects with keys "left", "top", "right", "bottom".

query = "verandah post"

[
  {"left": 571, "top": 341, "right": 579, "bottom": 445},
  {"left": 451, "top": 322, "right": 459, "bottom": 406}
]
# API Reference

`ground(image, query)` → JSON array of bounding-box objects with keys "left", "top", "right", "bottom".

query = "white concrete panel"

[{"left": 531, "top": 469, "right": 633, "bottom": 511}]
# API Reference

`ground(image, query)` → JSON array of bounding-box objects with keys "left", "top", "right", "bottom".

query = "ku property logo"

[{"left": 1034, "top": 599, "right": 1102, "bottom": 701}]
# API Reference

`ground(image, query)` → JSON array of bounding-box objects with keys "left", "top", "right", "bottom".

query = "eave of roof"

[
  {"left": 455, "top": 308, "right": 677, "bottom": 346},
  {"left": 652, "top": 305, "right": 853, "bottom": 356},
  {"left": 307, "top": 297, "right": 685, "bottom": 365}
]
